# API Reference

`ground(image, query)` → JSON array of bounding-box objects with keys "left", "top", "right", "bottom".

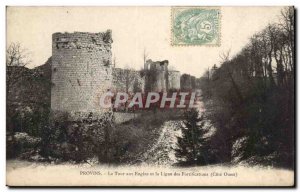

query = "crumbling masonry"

[
  {"left": 144, "top": 59, "right": 180, "bottom": 92},
  {"left": 51, "top": 31, "right": 183, "bottom": 119},
  {"left": 51, "top": 31, "right": 113, "bottom": 119}
]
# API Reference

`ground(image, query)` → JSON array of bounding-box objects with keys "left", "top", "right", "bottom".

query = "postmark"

[{"left": 171, "top": 7, "right": 221, "bottom": 46}]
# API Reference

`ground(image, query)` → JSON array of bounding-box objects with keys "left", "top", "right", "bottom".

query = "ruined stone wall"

[
  {"left": 51, "top": 31, "right": 113, "bottom": 118},
  {"left": 180, "top": 74, "right": 196, "bottom": 91},
  {"left": 168, "top": 70, "right": 180, "bottom": 90},
  {"left": 112, "top": 68, "right": 145, "bottom": 93},
  {"left": 146, "top": 60, "right": 169, "bottom": 92}
]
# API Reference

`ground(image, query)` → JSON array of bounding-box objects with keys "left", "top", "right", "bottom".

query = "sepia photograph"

[{"left": 5, "top": 6, "right": 295, "bottom": 187}]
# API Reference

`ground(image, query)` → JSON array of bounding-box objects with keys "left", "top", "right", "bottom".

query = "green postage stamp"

[{"left": 171, "top": 7, "right": 221, "bottom": 46}]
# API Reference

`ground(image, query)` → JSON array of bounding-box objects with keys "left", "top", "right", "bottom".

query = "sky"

[{"left": 6, "top": 6, "right": 284, "bottom": 77}]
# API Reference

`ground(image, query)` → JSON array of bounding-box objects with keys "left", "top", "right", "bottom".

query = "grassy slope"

[{"left": 112, "top": 109, "right": 183, "bottom": 164}]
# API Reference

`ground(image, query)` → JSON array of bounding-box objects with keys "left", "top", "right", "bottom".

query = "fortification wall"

[
  {"left": 180, "top": 74, "right": 196, "bottom": 91},
  {"left": 146, "top": 60, "right": 168, "bottom": 92},
  {"left": 168, "top": 70, "right": 180, "bottom": 90},
  {"left": 51, "top": 31, "right": 113, "bottom": 118},
  {"left": 112, "top": 68, "right": 145, "bottom": 93}
]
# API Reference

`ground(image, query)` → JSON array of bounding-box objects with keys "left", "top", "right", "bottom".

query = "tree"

[
  {"left": 198, "top": 7, "right": 295, "bottom": 167},
  {"left": 6, "top": 42, "right": 31, "bottom": 96},
  {"left": 176, "top": 108, "right": 211, "bottom": 165},
  {"left": 143, "top": 48, "right": 148, "bottom": 67}
]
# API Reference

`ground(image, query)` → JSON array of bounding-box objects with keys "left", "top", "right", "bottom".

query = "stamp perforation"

[{"left": 170, "top": 6, "right": 222, "bottom": 47}]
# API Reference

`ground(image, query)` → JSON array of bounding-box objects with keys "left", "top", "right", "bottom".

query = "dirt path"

[
  {"left": 141, "top": 99, "right": 211, "bottom": 166},
  {"left": 141, "top": 120, "right": 182, "bottom": 166}
]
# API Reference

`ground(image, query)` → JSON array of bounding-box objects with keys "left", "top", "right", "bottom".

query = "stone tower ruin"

[
  {"left": 51, "top": 31, "right": 113, "bottom": 119},
  {"left": 168, "top": 70, "right": 180, "bottom": 90},
  {"left": 145, "top": 59, "right": 169, "bottom": 92}
]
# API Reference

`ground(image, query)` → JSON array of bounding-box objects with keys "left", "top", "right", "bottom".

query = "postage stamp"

[{"left": 171, "top": 7, "right": 221, "bottom": 46}]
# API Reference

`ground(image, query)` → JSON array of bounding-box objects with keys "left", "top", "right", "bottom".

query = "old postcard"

[{"left": 6, "top": 6, "right": 295, "bottom": 187}]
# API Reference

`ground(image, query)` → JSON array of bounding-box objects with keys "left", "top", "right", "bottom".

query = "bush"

[
  {"left": 6, "top": 132, "right": 41, "bottom": 159},
  {"left": 40, "top": 111, "right": 115, "bottom": 163}
]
